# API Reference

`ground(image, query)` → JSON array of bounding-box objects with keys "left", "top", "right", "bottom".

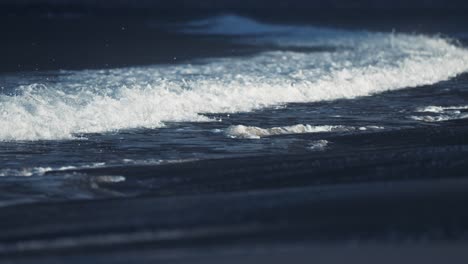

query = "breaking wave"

[{"left": 1, "top": 15, "right": 468, "bottom": 141}]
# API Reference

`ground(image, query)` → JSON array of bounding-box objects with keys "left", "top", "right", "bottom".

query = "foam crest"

[
  {"left": 1, "top": 15, "right": 468, "bottom": 141},
  {"left": 416, "top": 105, "right": 468, "bottom": 113},
  {"left": 225, "top": 124, "right": 384, "bottom": 139},
  {"left": 225, "top": 124, "right": 345, "bottom": 139},
  {"left": 411, "top": 105, "right": 468, "bottom": 122},
  {"left": 410, "top": 114, "right": 468, "bottom": 122}
]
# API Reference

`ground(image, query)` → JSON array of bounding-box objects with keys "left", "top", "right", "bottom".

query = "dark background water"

[{"left": 2, "top": 0, "right": 468, "bottom": 73}]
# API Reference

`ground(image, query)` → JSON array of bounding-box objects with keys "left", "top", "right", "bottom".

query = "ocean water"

[
  {"left": 1, "top": 15, "right": 468, "bottom": 197},
  {"left": 1, "top": 14, "right": 468, "bottom": 261}
]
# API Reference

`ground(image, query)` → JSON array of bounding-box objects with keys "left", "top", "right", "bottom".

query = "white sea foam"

[
  {"left": 0, "top": 163, "right": 105, "bottom": 177},
  {"left": 308, "top": 140, "right": 329, "bottom": 151},
  {"left": 416, "top": 105, "right": 468, "bottom": 113},
  {"left": 225, "top": 124, "right": 384, "bottom": 139},
  {"left": 93, "top": 175, "right": 126, "bottom": 183},
  {"left": 410, "top": 114, "right": 468, "bottom": 122},
  {"left": 1, "top": 15, "right": 468, "bottom": 141},
  {"left": 411, "top": 105, "right": 468, "bottom": 122},
  {"left": 122, "top": 158, "right": 198, "bottom": 166},
  {"left": 0, "top": 167, "right": 54, "bottom": 177},
  {"left": 225, "top": 124, "right": 346, "bottom": 139}
]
